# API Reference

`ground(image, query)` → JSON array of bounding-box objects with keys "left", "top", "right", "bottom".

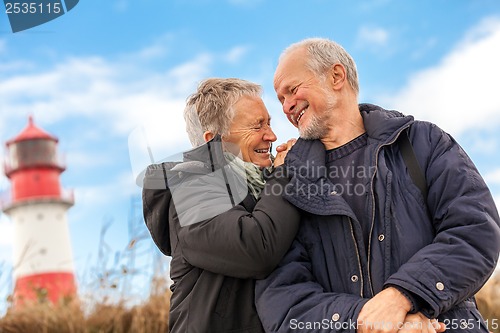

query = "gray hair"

[
  {"left": 281, "top": 38, "right": 359, "bottom": 96},
  {"left": 184, "top": 78, "right": 263, "bottom": 147}
]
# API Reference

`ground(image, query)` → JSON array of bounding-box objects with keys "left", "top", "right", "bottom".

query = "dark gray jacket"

[
  {"left": 256, "top": 104, "right": 500, "bottom": 332},
  {"left": 143, "top": 137, "right": 299, "bottom": 333}
]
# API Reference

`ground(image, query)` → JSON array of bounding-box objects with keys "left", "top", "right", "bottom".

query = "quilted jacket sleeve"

[
  {"left": 384, "top": 121, "right": 500, "bottom": 318},
  {"left": 255, "top": 233, "right": 368, "bottom": 333},
  {"left": 175, "top": 166, "right": 300, "bottom": 279}
]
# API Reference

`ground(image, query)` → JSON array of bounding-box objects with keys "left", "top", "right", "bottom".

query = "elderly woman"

[{"left": 142, "top": 78, "right": 299, "bottom": 333}]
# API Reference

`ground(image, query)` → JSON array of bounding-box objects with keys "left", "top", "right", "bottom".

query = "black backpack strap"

[{"left": 398, "top": 128, "right": 428, "bottom": 199}]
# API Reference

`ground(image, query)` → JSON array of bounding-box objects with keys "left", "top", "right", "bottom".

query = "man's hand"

[
  {"left": 397, "top": 313, "right": 446, "bottom": 333},
  {"left": 357, "top": 287, "right": 412, "bottom": 333},
  {"left": 273, "top": 138, "right": 296, "bottom": 167}
]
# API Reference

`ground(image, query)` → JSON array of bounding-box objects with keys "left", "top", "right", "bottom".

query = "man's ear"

[
  {"left": 330, "top": 63, "right": 347, "bottom": 90},
  {"left": 203, "top": 131, "right": 214, "bottom": 142}
]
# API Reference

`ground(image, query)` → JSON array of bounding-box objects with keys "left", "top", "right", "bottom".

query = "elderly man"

[{"left": 255, "top": 38, "right": 500, "bottom": 333}]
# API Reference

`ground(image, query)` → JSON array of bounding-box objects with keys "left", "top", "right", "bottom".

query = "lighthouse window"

[
  {"left": 12, "top": 139, "right": 58, "bottom": 168},
  {"left": 37, "top": 213, "right": 44, "bottom": 220}
]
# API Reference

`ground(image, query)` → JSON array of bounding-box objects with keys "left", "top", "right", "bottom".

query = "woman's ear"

[{"left": 203, "top": 131, "right": 214, "bottom": 142}]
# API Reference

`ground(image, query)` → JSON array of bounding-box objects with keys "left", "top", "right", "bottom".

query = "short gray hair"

[
  {"left": 281, "top": 38, "right": 359, "bottom": 96},
  {"left": 184, "top": 78, "right": 263, "bottom": 147}
]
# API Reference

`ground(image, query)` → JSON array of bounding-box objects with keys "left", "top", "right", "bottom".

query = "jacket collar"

[
  {"left": 283, "top": 104, "right": 414, "bottom": 216},
  {"left": 180, "top": 135, "right": 227, "bottom": 172},
  {"left": 359, "top": 103, "right": 413, "bottom": 144}
]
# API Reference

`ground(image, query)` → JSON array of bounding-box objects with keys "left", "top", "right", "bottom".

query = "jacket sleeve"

[
  {"left": 255, "top": 233, "right": 368, "bottom": 333},
  {"left": 142, "top": 163, "right": 172, "bottom": 256},
  {"left": 177, "top": 167, "right": 300, "bottom": 279},
  {"left": 384, "top": 121, "right": 500, "bottom": 318}
]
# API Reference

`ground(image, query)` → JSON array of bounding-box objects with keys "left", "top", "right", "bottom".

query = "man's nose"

[{"left": 283, "top": 98, "right": 296, "bottom": 115}]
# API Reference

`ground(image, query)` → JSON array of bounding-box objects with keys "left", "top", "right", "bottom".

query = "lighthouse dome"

[{"left": 6, "top": 115, "right": 58, "bottom": 145}]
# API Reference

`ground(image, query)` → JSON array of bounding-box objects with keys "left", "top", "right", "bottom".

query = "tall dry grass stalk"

[{"left": 476, "top": 272, "right": 500, "bottom": 333}]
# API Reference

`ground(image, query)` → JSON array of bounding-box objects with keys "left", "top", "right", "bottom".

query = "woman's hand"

[{"left": 273, "top": 138, "right": 296, "bottom": 167}]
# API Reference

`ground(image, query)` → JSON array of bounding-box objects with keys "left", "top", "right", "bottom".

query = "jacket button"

[
  {"left": 436, "top": 282, "right": 445, "bottom": 291},
  {"left": 378, "top": 234, "right": 385, "bottom": 241},
  {"left": 330, "top": 190, "right": 337, "bottom": 195},
  {"left": 332, "top": 313, "right": 340, "bottom": 321},
  {"left": 351, "top": 275, "right": 359, "bottom": 282}
]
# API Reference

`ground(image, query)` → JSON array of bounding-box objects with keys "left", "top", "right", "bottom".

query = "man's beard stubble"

[{"left": 298, "top": 92, "right": 334, "bottom": 140}]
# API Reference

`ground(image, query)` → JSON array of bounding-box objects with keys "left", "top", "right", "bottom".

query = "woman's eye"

[{"left": 252, "top": 122, "right": 267, "bottom": 130}]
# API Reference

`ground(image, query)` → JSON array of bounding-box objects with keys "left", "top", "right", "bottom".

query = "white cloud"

[
  {"left": 0, "top": 52, "right": 211, "bottom": 137},
  {"left": 357, "top": 26, "right": 389, "bottom": 47},
  {"left": 224, "top": 46, "right": 250, "bottom": 64},
  {"left": 380, "top": 17, "right": 500, "bottom": 136},
  {"left": 485, "top": 169, "right": 500, "bottom": 185}
]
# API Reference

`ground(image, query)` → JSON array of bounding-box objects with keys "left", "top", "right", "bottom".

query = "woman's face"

[{"left": 223, "top": 96, "right": 277, "bottom": 168}]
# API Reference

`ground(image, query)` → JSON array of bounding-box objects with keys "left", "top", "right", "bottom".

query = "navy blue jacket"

[{"left": 255, "top": 104, "right": 500, "bottom": 332}]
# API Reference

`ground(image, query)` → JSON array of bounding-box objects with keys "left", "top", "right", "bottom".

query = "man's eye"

[{"left": 291, "top": 86, "right": 298, "bottom": 94}]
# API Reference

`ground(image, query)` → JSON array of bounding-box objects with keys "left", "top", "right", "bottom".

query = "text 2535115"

[{"left": 5, "top": 2, "right": 62, "bottom": 14}]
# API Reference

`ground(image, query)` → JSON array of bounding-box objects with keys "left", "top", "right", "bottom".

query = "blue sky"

[{"left": 1, "top": 0, "right": 500, "bottom": 308}]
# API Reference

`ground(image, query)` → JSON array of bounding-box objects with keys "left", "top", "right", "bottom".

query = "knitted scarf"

[{"left": 224, "top": 152, "right": 266, "bottom": 199}]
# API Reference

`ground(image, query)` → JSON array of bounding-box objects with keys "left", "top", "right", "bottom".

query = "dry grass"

[
  {"left": 0, "top": 206, "right": 172, "bottom": 333},
  {"left": 0, "top": 288, "right": 171, "bottom": 333},
  {"left": 477, "top": 272, "right": 500, "bottom": 333}
]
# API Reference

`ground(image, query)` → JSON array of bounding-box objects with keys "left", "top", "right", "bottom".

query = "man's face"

[
  {"left": 274, "top": 48, "right": 336, "bottom": 140},
  {"left": 223, "top": 96, "right": 277, "bottom": 168}
]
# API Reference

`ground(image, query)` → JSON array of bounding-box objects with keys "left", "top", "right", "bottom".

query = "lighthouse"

[{"left": 2, "top": 116, "right": 77, "bottom": 306}]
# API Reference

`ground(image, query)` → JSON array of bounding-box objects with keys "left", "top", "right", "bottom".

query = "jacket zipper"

[
  {"left": 367, "top": 125, "right": 411, "bottom": 297},
  {"left": 348, "top": 217, "right": 364, "bottom": 298}
]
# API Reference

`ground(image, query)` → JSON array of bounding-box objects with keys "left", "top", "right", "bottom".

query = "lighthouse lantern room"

[{"left": 2, "top": 116, "right": 77, "bottom": 306}]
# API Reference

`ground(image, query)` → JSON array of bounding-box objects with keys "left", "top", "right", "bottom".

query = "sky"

[{"left": 1, "top": 0, "right": 500, "bottom": 309}]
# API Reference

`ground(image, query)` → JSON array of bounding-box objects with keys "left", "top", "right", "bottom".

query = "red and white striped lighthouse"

[{"left": 2, "top": 116, "right": 77, "bottom": 306}]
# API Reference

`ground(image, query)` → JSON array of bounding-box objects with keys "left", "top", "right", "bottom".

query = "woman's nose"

[{"left": 264, "top": 126, "right": 277, "bottom": 142}]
